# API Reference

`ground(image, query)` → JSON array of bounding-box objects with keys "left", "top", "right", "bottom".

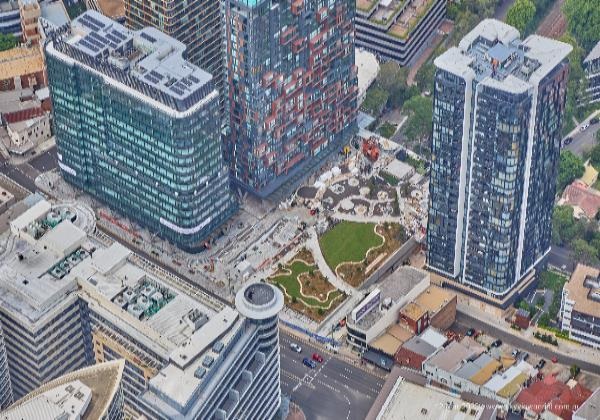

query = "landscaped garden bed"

[{"left": 269, "top": 248, "right": 347, "bottom": 322}]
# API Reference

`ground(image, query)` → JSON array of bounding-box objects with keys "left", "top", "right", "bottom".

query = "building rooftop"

[
  {"left": 39, "top": 0, "right": 70, "bottom": 27},
  {"left": 435, "top": 19, "right": 572, "bottom": 91},
  {"left": 455, "top": 353, "right": 501, "bottom": 386},
  {"left": 560, "top": 181, "right": 600, "bottom": 219},
  {"left": 414, "top": 285, "right": 456, "bottom": 314},
  {"left": 0, "top": 218, "right": 85, "bottom": 326},
  {"left": 516, "top": 374, "right": 592, "bottom": 417},
  {"left": 401, "top": 335, "right": 437, "bottom": 358},
  {"left": 573, "top": 387, "right": 600, "bottom": 420},
  {"left": 371, "top": 324, "right": 415, "bottom": 355},
  {"left": 96, "top": 0, "right": 125, "bottom": 18},
  {"left": 0, "top": 47, "right": 44, "bottom": 81},
  {"left": 46, "top": 11, "right": 215, "bottom": 113},
  {"left": 425, "top": 338, "right": 484, "bottom": 372},
  {"left": 584, "top": 40, "right": 600, "bottom": 64},
  {"left": 2, "top": 359, "right": 125, "bottom": 420},
  {"left": 564, "top": 264, "right": 600, "bottom": 318},
  {"left": 0, "top": 0, "right": 19, "bottom": 13},
  {"left": 349, "top": 266, "right": 429, "bottom": 330},
  {"left": 376, "top": 377, "right": 486, "bottom": 420}
]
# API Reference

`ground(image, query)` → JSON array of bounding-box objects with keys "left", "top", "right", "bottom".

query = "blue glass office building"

[{"left": 45, "top": 11, "right": 236, "bottom": 251}]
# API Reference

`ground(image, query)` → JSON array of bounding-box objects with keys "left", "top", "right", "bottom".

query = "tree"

[
  {"left": 376, "top": 62, "right": 410, "bottom": 109},
  {"left": 506, "top": 0, "right": 536, "bottom": 34},
  {"left": 559, "top": 34, "right": 588, "bottom": 134},
  {"left": 590, "top": 143, "right": 600, "bottom": 168},
  {"left": 557, "top": 150, "right": 585, "bottom": 193},
  {"left": 362, "top": 87, "right": 389, "bottom": 116},
  {"left": 570, "top": 364, "right": 581, "bottom": 378},
  {"left": 402, "top": 95, "right": 433, "bottom": 143},
  {"left": 415, "top": 62, "right": 436, "bottom": 93},
  {"left": 564, "top": 0, "right": 600, "bottom": 51},
  {"left": 552, "top": 205, "right": 585, "bottom": 246},
  {"left": 571, "top": 238, "right": 599, "bottom": 265},
  {"left": 0, "top": 34, "right": 17, "bottom": 52}
]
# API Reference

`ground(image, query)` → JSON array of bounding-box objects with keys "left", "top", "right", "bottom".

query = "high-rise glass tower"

[
  {"left": 426, "top": 19, "right": 571, "bottom": 300},
  {"left": 223, "top": 0, "right": 358, "bottom": 198},
  {"left": 0, "top": 322, "right": 13, "bottom": 409},
  {"left": 124, "top": 0, "right": 225, "bottom": 110},
  {"left": 45, "top": 11, "right": 236, "bottom": 252}
]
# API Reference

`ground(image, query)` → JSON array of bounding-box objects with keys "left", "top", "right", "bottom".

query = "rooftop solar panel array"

[{"left": 57, "top": 11, "right": 215, "bottom": 111}]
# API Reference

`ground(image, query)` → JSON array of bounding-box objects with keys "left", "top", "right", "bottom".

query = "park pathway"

[{"left": 305, "top": 227, "right": 355, "bottom": 295}]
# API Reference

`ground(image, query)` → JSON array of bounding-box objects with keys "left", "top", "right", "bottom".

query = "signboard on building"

[{"left": 351, "top": 289, "right": 381, "bottom": 322}]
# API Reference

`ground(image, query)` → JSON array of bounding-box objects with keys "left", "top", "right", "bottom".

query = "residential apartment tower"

[
  {"left": 223, "top": 0, "right": 358, "bottom": 197},
  {"left": 426, "top": 20, "right": 571, "bottom": 304}
]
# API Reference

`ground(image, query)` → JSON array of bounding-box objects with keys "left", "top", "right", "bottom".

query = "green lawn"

[
  {"left": 270, "top": 261, "right": 342, "bottom": 308},
  {"left": 319, "top": 221, "right": 383, "bottom": 271}
]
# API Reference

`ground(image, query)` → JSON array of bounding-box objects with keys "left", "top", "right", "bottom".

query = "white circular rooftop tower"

[{"left": 235, "top": 282, "right": 284, "bottom": 320}]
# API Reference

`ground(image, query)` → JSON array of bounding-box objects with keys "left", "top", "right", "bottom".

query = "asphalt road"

[
  {"left": 494, "top": 0, "right": 516, "bottom": 19},
  {"left": 280, "top": 332, "right": 384, "bottom": 420},
  {"left": 547, "top": 245, "right": 576, "bottom": 273},
  {"left": 564, "top": 120, "right": 600, "bottom": 157},
  {"left": 29, "top": 146, "right": 58, "bottom": 173},
  {"left": 0, "top": 160, "right": 38, "bottom": 192},
  {"left": 455, "top": 311, "right": 600, "bottom": 375}
]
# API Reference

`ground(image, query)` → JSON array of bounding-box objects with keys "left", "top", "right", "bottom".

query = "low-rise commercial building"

[
  {"left": 561, "top": 264, "right": 600, "bottom": 349},
  {"left": 2, "top": 359, "right": 125, "bottom": 420},
  {"left": 346, "top": 266, "right": 430, "bottom": 351},
  {"left": 356, "top": 0, "right": 446, "bottom": 65},
  {"left": 394, "top": 327, "right": 446, "bottom": 370},
  {"left": 400, "top": 285, "right": 457, "bottom": 333},
  {"left": 423, "top": 337, "right": 535, "bottom": 404}
]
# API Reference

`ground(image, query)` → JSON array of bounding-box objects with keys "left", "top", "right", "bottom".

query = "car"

[
  {"left": 289, "top": 343, "right": 302, "bottom": 353},
  {"left": 552, "top": 356, "right": 558, "bottom": 363},
  {"left": 303, "top": 357, "right": 316, "bottom": 369},
  {"left": 590, "top": 117, "right": 599, "bottom": 124},
  {"left": 521, "top": 352, "right": 530, "bottom": 361},
  {"left": 537, "top": 359, "right": 546, "bottom": 369},
  {"left": 491, "top": 339, "right": 503, "bottom": 348},
  {"left": 466, "top": 328, "right": 476, "bottom": 337},
  {"left": 580, "top": 123, "right": 590, "bottom": 131},
  {"left": 512, "top": 349, "right": 519, "bottom": 358},
  {"left": 312, "top": 353, "right": 324, "bottom": 363},
  {"left": 563, "top": 137, "right": 573, "bottom": 146}
]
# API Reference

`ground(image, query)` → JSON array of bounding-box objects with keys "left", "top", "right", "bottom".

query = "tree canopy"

[
  {"left": 0, "top": 34, "right": 17, "bottom": 52},
  {"left": 564, "top": 0, "right": 600, "bottom": 52},
  {"left": 557, "top": 150, "right": 585, "bottom": 193},
  {"left": 402, "top": 96, "right": 433, "bottom": 142},
  {"left": 506, "top": 0, "right": 536, "bottom": 34}
]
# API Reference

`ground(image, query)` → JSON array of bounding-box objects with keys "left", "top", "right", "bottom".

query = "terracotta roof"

[
  {"left": 3, "top": 107, "right": 45, "bottom": 124},
  {"left": 515, "top": 375, "right": 592, "bottom": 418},
  {"left": 0, "top": 48, "right": 44, "bottom": 81},
  {"left": 560, "top": 181, "right": 600, "bottom": 219}
]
